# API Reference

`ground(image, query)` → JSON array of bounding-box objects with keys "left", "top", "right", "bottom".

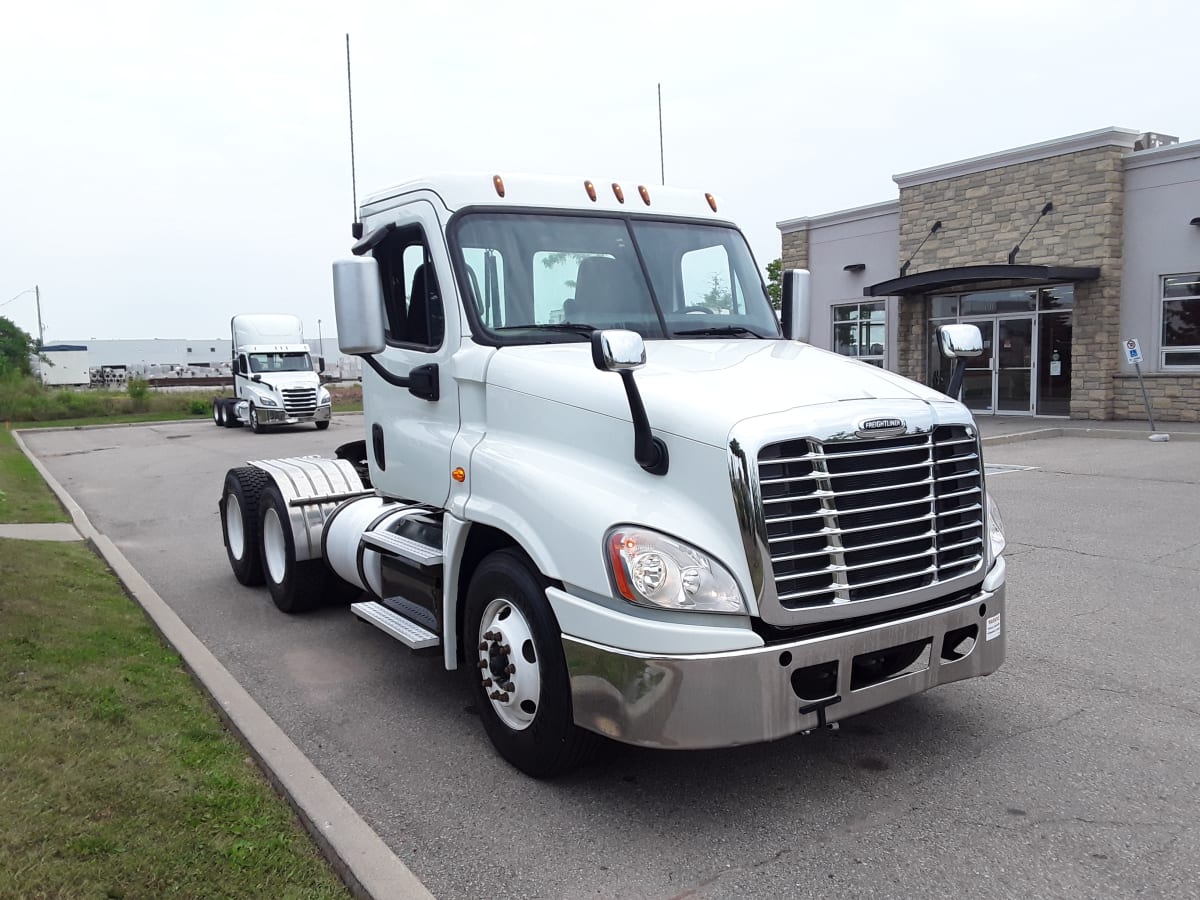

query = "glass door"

[
  {"left": 961, "top": 320, "right": 995, "bottom": 413},
  {"left": 996, "top": 317, "right": 1034, "bottom": 414}
]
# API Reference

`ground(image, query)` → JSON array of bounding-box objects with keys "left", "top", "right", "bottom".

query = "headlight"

[
  {"left": 605, "top": 527, "right": 746, "bottom": 614},
  {"left": 987, "top": 493, "right": 1006, "bottom": 560},
  {"left": 318, "top": 388, "right": 331, "bottom": 404},
  {"left": 258, "top": 395, "right": 279, "bottom": 407}
]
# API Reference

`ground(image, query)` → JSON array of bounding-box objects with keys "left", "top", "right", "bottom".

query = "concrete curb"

[
  {"left": 12, "top": 429, "right": 433, "bottom": 900},
  {"left": 981, "top": 425, "right": 1200, "bottom": 445}
]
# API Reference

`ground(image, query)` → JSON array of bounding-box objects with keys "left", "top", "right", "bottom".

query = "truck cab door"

[{"left": 363, "top": 200, "right": 461, "bottom": 507}]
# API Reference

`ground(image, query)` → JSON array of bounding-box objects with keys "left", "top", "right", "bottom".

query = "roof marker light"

[
  {"left": 705, "top": 192, "right": 718, "bottom": 212},
  {"left": 638, "top": 185, "right": 651, "bottom": 206},
  {"left": 493, "top": 175, "right": 505, "bottom": 198},
  {"left": 612, "top": 182, "right": 625, "bottom": 204},
  {"left": 584, "top": 180, "right": 597, "bottom": 201}
]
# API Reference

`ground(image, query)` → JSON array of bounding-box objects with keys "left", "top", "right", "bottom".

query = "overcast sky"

[{"left": 2, "top": 0, "right": 1195, "bottom": 343}]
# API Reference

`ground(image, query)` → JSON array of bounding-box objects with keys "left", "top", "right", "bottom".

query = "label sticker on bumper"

[{"left": 986, "top": 614, "right": 1001, "bottom": 641}]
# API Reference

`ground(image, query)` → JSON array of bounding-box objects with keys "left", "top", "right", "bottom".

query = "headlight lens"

[
  {"left": 987, "top": 493, "right": 1006, "bottom": 560},
  {"left": 605, "top": 527, "right": 745, "bottom": 614},
  {"left": 318, "top": 388, "right": 331, "bottom": 404},
  {"left": 258, "top": 395, "right": 279, "bottom": 407}
]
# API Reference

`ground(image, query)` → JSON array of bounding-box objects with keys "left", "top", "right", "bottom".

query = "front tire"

[
  {"left": 315, "top": 419, "right": 330, "bottom": 431},
  {"left": 249, "top": 403, "right": 264, "bottom": 434},
  {"left": 220, "top": 467, "right": 270, "bottom": 586},
  {"left": 465, "top": 549, "right": 597, "bottom": 777},
  {"left": 258, "top": 483, "right": 328, "bottom": 613}
]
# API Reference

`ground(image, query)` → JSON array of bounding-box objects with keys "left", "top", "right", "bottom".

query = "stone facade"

[
  {"left": 1112, "top": 374, "right": 1200, "bottom": 423},
  {"left": 897, "top": 145, "right": 1127, "bottom": 419},
  {"left": 780, "top": 227, "right": 809, "bottom": 271}
]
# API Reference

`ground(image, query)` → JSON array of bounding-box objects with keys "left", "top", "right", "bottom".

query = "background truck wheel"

[
  {"left": 258, "top": 483, "right": 327, "bottom": 613},
  {"left": 221, "top": 398, "right": 241, "bottom": 428},
  {"left": 213, "top": 399, "right": 224, "bottom": 426},
  {"left": 315, "top": 420, "right": 330, "bottom": 431},
  {"left": 465, "top": 549, "right": 597, "bottom": 778},
  {"left": 220, "top": 467, "right": 270, "bottom": 586},
  {"left": 249, "top": 403, "right": 264, "bottom": 434}
]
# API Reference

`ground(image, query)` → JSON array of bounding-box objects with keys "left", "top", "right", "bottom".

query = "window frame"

[
  {"left": 1160, "top": 272, "right": 1200, "bottom": 369},
  {"left": 831, "top": 300, "right": 887, "bottom": 367},
  {"left": 372, "top": 223, "right": 445, "bottom": 353}
]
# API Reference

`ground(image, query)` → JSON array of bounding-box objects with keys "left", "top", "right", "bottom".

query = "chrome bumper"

[
  {"left": 563, "top": 584, "right": 1005, "bottom": 749},
  {"left": 258, "top": 404, "right": 332, "bottom": 425}
]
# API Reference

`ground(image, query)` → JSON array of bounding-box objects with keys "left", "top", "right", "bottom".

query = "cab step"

[
  {"left": 350, "top": 601, "right": 440, "bottom": 649},
  {"left": 361, "top": 529, "right": 443, "bottom": 567}
]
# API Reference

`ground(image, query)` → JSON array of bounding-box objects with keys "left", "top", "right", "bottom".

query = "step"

[
  {"left": 351, "top": 601, "right": 440, "bottom": 650},
  {"left": 361, "top": 529, "right": 443, "bottom": 567}
]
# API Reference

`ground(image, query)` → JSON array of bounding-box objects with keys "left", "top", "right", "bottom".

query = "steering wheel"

[{"left": 683, "top": 305, "right": 714, "bottom": 315}]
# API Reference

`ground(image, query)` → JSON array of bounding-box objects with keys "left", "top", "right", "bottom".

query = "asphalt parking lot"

[{"left": 20, "top": 420, "right": 1200, "bottom": 899}]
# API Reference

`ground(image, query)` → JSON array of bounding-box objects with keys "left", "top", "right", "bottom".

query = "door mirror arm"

[{"left": 591, "top": 330, "right": 669, "bottom": 476}]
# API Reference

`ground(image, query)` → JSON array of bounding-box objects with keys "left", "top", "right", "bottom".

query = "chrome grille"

[
  {"left": 757, "top": 426, "right": 984, "bottom": 609},
  {"left": 282, "top": 387, "right": 318, "bottom": 416}
]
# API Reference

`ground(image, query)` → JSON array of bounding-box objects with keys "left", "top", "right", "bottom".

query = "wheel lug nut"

[
  {"left": 478, "top": 642, "right": 488, "bottom": 650},
  {"left": 477, "top": 660, "right": 488, "bottom": 669},
  {"left": 504, "top": 682, "right": 515, "bottom": 692},
  {"left": 499, "top": 692, "right": 510, "bottom": 702},
  {"left": 499, "top": 644, "right": 511, "bottom": 654},
  {"left": 506, "top": 664, "right": 516, "bottom": 674},
  {"left": 482, "top": 678, "right": 492, "bottom": 687}
]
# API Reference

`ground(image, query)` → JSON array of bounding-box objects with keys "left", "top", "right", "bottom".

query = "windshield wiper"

[
  {"left": 495, "top": 323, "right": 599, "bottom": 338},
  {"left": 673, "top": 325, "right": 765, "bottom": 338}
]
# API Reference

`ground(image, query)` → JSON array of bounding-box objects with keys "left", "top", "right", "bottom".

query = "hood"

[
  {"left": 486, "top": 339, "right": 954, "bottom": 448},
  {"left": 251, "top": 371, "right": 320, "bottom": 391}
]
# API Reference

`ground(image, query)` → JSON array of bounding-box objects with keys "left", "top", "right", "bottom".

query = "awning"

[{"left": 864, "top": 264, "right": 1100, "bottom": 297}]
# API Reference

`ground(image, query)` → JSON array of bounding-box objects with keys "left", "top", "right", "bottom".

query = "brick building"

[{"left": 778, "top": 127, "right": 1200, "bottom": 421}]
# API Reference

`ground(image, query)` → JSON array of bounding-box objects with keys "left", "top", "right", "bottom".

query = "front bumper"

[
  {"left": 256, "top": 404, "right": 332, "bottom": 425},
  {"left": 563, "top": 583, "right": 1005, "bottom": 749}
]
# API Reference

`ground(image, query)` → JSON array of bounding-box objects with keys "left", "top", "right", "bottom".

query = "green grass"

[
  {"left": 0, "top": 427, "right": 69, "bottom": 523},
  {"left": 0, "top": 540, "right": 349, "bottom": 899}
]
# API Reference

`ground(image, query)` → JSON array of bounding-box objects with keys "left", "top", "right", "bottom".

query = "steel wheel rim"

[
  {"left": 226, "top": 493, "right": 244, "bottom": 559},
  {"left": 213, "top": 403, "right": 221, "bottom": 425},
  {"left": 262, "top": 506, "right": 287, "bottom": 584},
  {"left": 478, "top": 598, "right": 540, "bottom": 731}
]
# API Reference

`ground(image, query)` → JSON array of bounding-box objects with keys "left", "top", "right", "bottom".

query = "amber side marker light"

[
  {"left": 638, "top": 185, "right": 651, "bottom": 205},
  {"left": 452, "top": 467, "right": 466, "bottom": 483},
  {"left": 705, "top": 192, "right": 718, "bottom": 212},
  {"left": 612, "top": 182, "right": 625, "bottom": 203},
  {"left": 584, "top": 180, "right": 597, "bottom": 202},
  {"left": 493, "top": 175, "right": 505, "bottom": 198}
]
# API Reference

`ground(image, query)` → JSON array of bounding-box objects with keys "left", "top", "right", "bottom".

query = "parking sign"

[{"left": 1124, "top": 338, "right": 1142, "bottom": 365}]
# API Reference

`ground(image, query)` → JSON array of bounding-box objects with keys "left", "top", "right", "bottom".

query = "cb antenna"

[{"left": 346, "top": 34, "right": 362, "bottom": 240}]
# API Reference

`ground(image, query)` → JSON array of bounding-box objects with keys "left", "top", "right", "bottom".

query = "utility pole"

[
  {"left": 657, "top": 83, "right": 665, "bottom": 185},
  {"left": 35, "top": 284, "right": 44, "bottom": 349}
]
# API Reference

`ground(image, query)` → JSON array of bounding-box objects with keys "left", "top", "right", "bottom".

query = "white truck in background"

[
  {"left": 212, "top": 314, "right": 332, "bottom": 432},
  {"left": 218, "top": 173, "right": 1007, "bottom": 777}
]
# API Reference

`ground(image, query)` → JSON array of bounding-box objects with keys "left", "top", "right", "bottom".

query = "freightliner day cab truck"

[
  {"left": 212, "top": 313, "right": 333, "bottom": 432},
  {"left": 218, "top": 174, "right": 1007, "bottom": 777}
]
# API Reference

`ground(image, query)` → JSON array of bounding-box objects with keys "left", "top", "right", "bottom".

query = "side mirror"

[
  {"left": 332, "top": 258, "right": 386, "bottom": 355},
  {"left": 252, "top": 374, "right": 262, "bottom": 383},
  {"left": 936, "top": 323, "right": 983, "bottom": 400},
  {"left": 317, "top": 356, "right": 326, "bottom": 374},
  {"left": 936, "top": 323, "right": 984, "bottom": 359},
  {"left": 781, "top": 269, "right": 811, "bottom": 342},
  {"left": 591, "top": 330, "right": 667, "bottom": 475},
  {"left": 591, "top": 329, "right": 646, "bottom": 372}
]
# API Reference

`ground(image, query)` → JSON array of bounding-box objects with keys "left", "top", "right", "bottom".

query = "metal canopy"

[{"left": 864, "top": 264, "right": 1101, "bottom": 297}]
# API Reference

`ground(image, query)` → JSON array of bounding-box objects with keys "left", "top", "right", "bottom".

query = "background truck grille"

[
  {"left": 281, "top": 387, "right": 318, "bottom": 416},
  {"left": 757, "top": 426, "right": 984, "bottom": 609}
]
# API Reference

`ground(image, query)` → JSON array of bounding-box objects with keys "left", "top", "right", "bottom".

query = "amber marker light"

[
  {"left": 493, "top": 175, "right": 505, "bottom": 197},
  {"left": 584, "top": 180, "right": 597, "bottom": 201},
  {"left": 452, "top": 467, "right": 466, "bottom": 483},
  {"left": 638, "top": 185, "right": 651, "bottom": 205},
  {"left": 612, "top": 182, "right": 625, "bottom": 203},
  {"left": 705, "top": 192, "right": 718, "bottom": 212},
  {"left": 607, "top": 532, "right": 636, "bottom": 601}
]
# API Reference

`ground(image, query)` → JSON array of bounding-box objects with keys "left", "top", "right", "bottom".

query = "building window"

[
  {"left": 1162, "top": 273, "right": 1200, "bottom": 367},
  {"left": 186, "top": 347, "right": 193, "bottom": 353},
  {"left": 833, "top": 301, "right": 885, "bottom": 367}
]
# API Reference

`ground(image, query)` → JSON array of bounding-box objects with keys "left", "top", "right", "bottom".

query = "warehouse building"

[{"left": 778, "top": 126, "right": 1200, "bottom": 421}]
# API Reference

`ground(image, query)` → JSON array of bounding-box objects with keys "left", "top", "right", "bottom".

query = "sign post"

[{"left": 1123, "top": 339, "right": 1169, "bottom": 442}]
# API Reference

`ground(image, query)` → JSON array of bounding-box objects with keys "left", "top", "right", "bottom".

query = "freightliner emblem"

[{"left": 856, "top": 417, "right": 906, "bottom": 437}]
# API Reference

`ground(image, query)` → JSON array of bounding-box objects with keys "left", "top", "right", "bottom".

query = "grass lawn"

[
  {"left": 0, "top": 540, "right": 349, "bottom": 899},
  {"left": 0, "top": 427, "right": 69, "bottom": 524}
]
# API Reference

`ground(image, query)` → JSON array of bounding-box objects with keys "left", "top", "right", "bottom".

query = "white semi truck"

[
  {"left": 218, "top": 174, "right": 1006, "bottom": 777},
  {"left": 212, "top": 313, "right": 332, "bottom": 432}
]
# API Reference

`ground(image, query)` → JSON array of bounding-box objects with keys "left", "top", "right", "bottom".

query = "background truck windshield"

[
  {"left": 248, "top": 352, "right": 312, "bottom": 373},
  {"left": 451, "top": 213, "right": 780, "bottom": 342}
]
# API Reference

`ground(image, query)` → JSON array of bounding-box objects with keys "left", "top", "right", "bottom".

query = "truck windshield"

[
  {"left": 248, "top": 352, "right": 312, "bottom": 373},
  {"left": 450, "top": 213, "right": 781, "bottom": 343}
]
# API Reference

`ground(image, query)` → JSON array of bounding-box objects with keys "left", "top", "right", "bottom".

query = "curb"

[
  {"left": 981, "top": 425, "right": 1200, "bottom": 445},
  {"left": 12, "top": 429, "right": 434, "bottom": 900}
]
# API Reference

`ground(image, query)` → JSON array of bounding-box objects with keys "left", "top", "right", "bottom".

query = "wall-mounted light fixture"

[
  {"left": 1008, "top": 202, "right": 1054, "bottom": 265},
  {"left": 843, "top": 263, "right": 866, "bottom": 273}
]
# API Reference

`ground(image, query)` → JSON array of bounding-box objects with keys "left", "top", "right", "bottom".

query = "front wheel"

[
  {"left": 315, "top": 420, "right": 330, "bottom": 431},
  {"left": 258, "top": 483, "right": 328, "bottom": 613},
  {"left": 465, "top": 549, "right": 597, "bottom": 777},
  {"left": 249, "top": 403, "right": 264, "bottom": 434}
]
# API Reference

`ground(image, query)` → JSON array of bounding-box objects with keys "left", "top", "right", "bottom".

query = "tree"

[
  {"left": 0, "top": 316, "right": 38, "bottom": 378},
  {"left": 766, "top": 258, "right": 782, "bottom": 310},
  {"left": 701, "top": 273, "right": 733, "bottom": 312}
]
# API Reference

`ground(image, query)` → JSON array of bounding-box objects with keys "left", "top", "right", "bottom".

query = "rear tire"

[
  {"left": 258, "top": 483, "right": 328, "bottom": 613},
  {"left": 220, "top": 467, "right": 270, "bottom": 586},
  {"left": 315, "top": 420, "right": 330, "bottom": 431},
  {"left": 465, "top": 549, "right": 598, "bottom": 777},
  {"left": 213, "top": 399, "right": 224, "bottom": 426}
]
